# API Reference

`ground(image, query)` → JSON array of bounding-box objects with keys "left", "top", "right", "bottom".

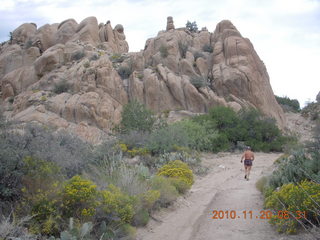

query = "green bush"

[
  {"left": 157, "top": 160, "right": 194, "bottom": 188},
  {"left": 269, "top": 150, "right": 320, "bottom": 189},
  {"left": 301, "top": 102, "right": 320, "bottom": 120},
  {"left": 53, "top": 80, "right": 71, "bottom": 94},
  {"left": 202, "top": 44, "right": 213, "bottom": 53},
  {"left": 71, "top": 51, "right": 85, "bottom": 61},
  {"left": 204, "top": 107, "right": 290, "bottom": 152},
  {"left": 186, "top": 21, "right": 198, "bottom": 32},
  {"left": 159, "top": 45, "right": 169, "bottom": 58},
  {"left": 194, "top": 52, "right": 204, "bottom": 60},
  {"left": 119, "top": 100, "right": 155, "bottom": 133},
  {"left": 275, "top": 96, "right": 300, "bottom": 112},
  {"left": 256, "top": 176, "right": 268, "bottom": 193},
  {"left": 178, "top": 42, "right": 188, "bottom": 58},
  {"left": 169, "top": 178, "right": 190, "bottom": 194},
  {"left": 132, "top": 209, "right": 149, "bottom": 226},
  {"left": 109, "top": 53, "right": 125, "bottom": 63},
  {"left": 150, "top": 176, "right": 179, "bottom": 207},
  {"left": 190, "top": 76, "right": 208, "bottom": 89},
  {"left": 172, "top": 120, "right": 217, "bottom": 151},
  {"left": 117, "top": 66, "right": 132, "bottom": 80},
  {"left": 146, "top": 124, "right": 189, "bottom": 154},
  {"left": 265, "top": 180, "right": 320, "bottom": 234}
]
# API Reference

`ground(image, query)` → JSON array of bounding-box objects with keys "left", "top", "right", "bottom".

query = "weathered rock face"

[
  {"left": 211, "top": 20, "right": 285, "bottom": 126},
  {"left": 317, "top": 91, "right": 320, "bottom": 103},
  {"left": 0, "top": 16, "right": 286, "bottom": 142}
]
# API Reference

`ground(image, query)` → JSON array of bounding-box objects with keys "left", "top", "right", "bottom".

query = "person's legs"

[
  {"left": 244, "top": 165, "right": 248, "bottom": 179},
  {"left": 246, "top": 166, "right": 252, "bottom": 180}
]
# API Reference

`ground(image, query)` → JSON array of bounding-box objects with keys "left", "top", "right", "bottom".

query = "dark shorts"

[{"left": 244, "top": 159, "right": 253, "bottom": 166}]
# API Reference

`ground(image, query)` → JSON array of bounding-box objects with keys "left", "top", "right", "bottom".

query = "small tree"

[
  {"left": 186, "top": 21, "right": 198, "bottom": 33},
  {"left": 120, "top": 100, "right": 155, "bottom": 133}
]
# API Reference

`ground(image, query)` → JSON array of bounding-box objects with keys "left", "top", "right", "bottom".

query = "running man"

[{"left": 240, "top": 146, "right": 254, "bottom": 180}]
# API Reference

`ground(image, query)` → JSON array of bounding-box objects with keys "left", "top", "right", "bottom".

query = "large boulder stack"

[
  {"left": 0, "top": 16, "right": 286, "bottom": 142},
  {"left": 211, "top": 20, "right": 285, "bottom": 126}
]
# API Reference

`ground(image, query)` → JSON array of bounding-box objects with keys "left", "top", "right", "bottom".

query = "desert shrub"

[
  {"left": 157, "top": 160, "right": 194, "bottom": 188},
  {"left": 119, "top": 131, "right": 150, "bottom": 149},
  {"left": 269, "top": 150, "right": 320, "bottom": 189},
  {"left": 146, "top": 124, "right": 189, "bottom": 154},
  {"left": 265, "top": 180, "right": 320, "bottom": 234},
  {"left": 194, "top": 51, "right": 204, "bottom": 60},
  {"left": 157, "top": 151, "right": 201, "bottom": 169},
  {"left": 12, "top": 124, "right": 92, "bottom": 177},
  {"left": 24, "top": 40, "right": 33, "bottom": 49},
  {"left": 190, "top": 76, "right": 208, "bottom": 88},
  {"left": 275, "top": 96, "right": 300, "bottom": 112},
  {"left": 178, "top": 41, "right": 188, "bottom": 58},
  {"left": 172, "top": 120, "right": 217, "bottom": 151},
  {"left": 141, "top": 190, "right": 160, "bottom": 210},
  {"left": 159, "top": 45, "right": 169, "bottom": 58},
  {"left": 89, "top": 54, "right": 99, "bottom": 61},
  {"left": 61, "top": 175, "right": 99, "bottom": 221},
  {"left": 53, "top": 80, "right": 71, "bottom": 94},
  {"left": 100, "top": 184, "right": 135, "bottom": 224},
  {"left": 0, "top": 116, "right": 25, "bottom": 207},
  {"left": 0, "top": 215, "right": 34, "bottom": 240},
  {"left": 168, "top": 178, "right": 190, "bottom": 194},
  {"left": 117, "top": 66, "right": 132, "bottom": 80},
  {"left": 10, "top": 156, "right": 63, "bottom": 235},
  {"left": 119, "top": 100, "right": 155, "bottom": 133},
  {"left": 119, "top": 142, "right": 149, "bottom": 157},
  {"left": 71, "top": 51, "right": 85, "bottom": 61},
  {"left": 202, "top": 44, "right": 213, "bottom": 53},
  {"left": 110, "top": 53, "right": 125, "bottom": 63},
  {"left": 256, "top": 176, "right": 268, "bottom": 193},
  {"left": 301, "top": 102, "right": 320, "bottom": 120},
  {"left": 186, "top": 21, "right": 198, "bottom": 32},
  {"left": 150, "top": 176, "right": 179, "bottom": 207},
  {"left": 8, "top": 97, "right": 14, "bottom": 104},
  {"left": 83, "top": 61, "right": 90, "bottom": 68},
  {"left": 132, "top": 209, "right": 149, "bottom": 227},
  {"left": 204, "top": 106, "right": 290, "bottom": 152}
]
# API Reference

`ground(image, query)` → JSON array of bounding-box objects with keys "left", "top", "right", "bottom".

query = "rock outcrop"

[
  {"left": 0, "top": 16, "right": 286, "bottom": 142},
  {"left": 317, "top": 91, "right": 320, "bottom": 103},
  {"left": 166, "top": 16, "right": 175, "bottom": 31}
]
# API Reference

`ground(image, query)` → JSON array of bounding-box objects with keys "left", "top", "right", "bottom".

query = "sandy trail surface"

[{"left": 137, "top": 153, "right": 314, "bottom": 240}]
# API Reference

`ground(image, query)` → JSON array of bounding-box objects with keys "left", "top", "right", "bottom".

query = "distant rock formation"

[
  {"left": 166, "top": 16, "right": 175, "bottom": 31},
  {"left": 0, "top": 16, "right": 286, "bottom": 142}
]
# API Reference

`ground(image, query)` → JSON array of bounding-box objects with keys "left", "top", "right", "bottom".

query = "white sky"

[{"left": 1, "top": 0, "right": 319, "bottom": 106}]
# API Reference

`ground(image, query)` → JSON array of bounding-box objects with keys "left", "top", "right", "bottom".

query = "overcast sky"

[{"left": 1, "top": 0, "right": 319, "bottom": 106}]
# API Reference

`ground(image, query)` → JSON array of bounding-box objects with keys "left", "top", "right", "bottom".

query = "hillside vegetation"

[{"left": 0, "top": 101, "right": 293, "bottom": 239}]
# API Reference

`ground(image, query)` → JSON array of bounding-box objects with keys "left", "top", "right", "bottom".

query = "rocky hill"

[{"left": 0, "top": 16, "right": 286, "bottom": 143}]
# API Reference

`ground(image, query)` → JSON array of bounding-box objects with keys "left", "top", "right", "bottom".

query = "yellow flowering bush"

[
  {"left": 157, "top": 160, "right": 194, "bottom": 187},
  {"left": 141, "top": 190, "right": 160, "bottom": 210},
  {"left": 119, "top": 143, "right": 149, "bottom": 157},
  {"left": 265, "top": 180, "right": 320, "bottom": 234},
  {"left": 61, "top": 175, "right": 99, "bottom": 220},
  {"left": 100, "top": 184, "right": 135, "bottom": 224}
]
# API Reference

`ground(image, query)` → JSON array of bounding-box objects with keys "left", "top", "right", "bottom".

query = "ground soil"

[{"left": 137, "top": 152, "right": 316, "bottom": 240}]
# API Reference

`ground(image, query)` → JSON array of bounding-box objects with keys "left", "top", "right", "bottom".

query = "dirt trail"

[{"left": 137, "top": 153, "right": 313, "bottom": 240}]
